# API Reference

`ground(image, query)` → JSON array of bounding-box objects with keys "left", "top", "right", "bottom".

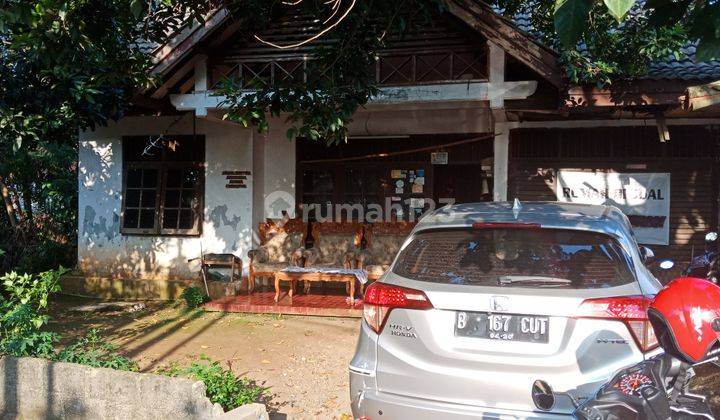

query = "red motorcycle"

[{"left": 533, "top": 277, "right": 720, "bottom": 419}]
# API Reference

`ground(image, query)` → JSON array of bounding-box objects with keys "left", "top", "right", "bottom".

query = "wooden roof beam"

[
  {"left": 686, "top": 80, "right": 720, "bottom": 111},
  {"left": 446, "top": 0, "right": 563, "bottom": 88}
]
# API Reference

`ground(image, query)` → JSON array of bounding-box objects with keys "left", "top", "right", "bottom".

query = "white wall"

[
  {"left": 78, "top": 115, "right": 254, "bottom": 280},
  {"left": 76, "top": 106, "right": 496, "bottom": 280},
  {"left": 256, "top": 118, "right": 297, "bottom": 221}
]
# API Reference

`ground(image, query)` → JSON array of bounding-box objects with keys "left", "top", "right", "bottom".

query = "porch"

[{"left": 203, "top": 289, "right": 363, "bottom": 318}]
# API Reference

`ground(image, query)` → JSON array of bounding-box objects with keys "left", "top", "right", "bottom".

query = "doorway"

[{"left": 433, "top": 165, "right": 492, "bottom": 204}]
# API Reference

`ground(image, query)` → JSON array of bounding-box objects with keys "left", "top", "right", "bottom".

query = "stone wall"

[{"left": 0, "top": 356, "right": 268, "bottom": 419}]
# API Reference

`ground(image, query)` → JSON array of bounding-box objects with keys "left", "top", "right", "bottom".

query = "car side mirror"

[{"left": 640, "top": 246, "right": 655, "bottom": 265}]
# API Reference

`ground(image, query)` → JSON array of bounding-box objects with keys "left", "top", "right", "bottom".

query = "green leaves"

[
  {"left": 554, "top": 0, "right": 593, "bottom": 47},
  {"left": 603, "top": 0, "right": 635, "bottom": 21},
  {"left": 696, "top": 38, "right": 720, "bottom": 61},
  {"left": 55, "top": 329, "right": 138, "bottom": 371},
  {"left": 216, "top": 0, "right": 428, "bottom": 145},
  {"left": 130, "top": 0, "right": 144, "bottom": 19},
  {"left": 496, "top": 0, "right": 693, "bottom": 83},
  {"left": 0, "top": 268, "right": 64, "bottom": 358},
  {"left": 180, "top": 286, "right": 209, "bottom": 308},
  {"left": 157, "top": 355, "right": 266, "bottom": 410}
]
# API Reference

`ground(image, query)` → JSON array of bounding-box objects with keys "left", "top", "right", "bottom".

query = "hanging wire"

[
  {"left": 253, "top": 0, "right": 357, "bottom": 50},
  {"left": 141, "top": 112, "right": 191, "bottom": 156}
]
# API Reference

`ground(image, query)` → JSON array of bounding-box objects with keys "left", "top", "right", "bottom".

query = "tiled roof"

[
  {"left": 645, "top": 45, "right": 720, "bottom": 81},
  {"left": 134, "top": 39, "right": 160, "bottom": 55},
  {"left": 137, "top": 4, "right": 720, "bottom": 83}
]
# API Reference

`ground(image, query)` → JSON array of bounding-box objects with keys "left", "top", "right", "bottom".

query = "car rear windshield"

[{"left": 392, "top": 228, "right": 635, "bottom": 288}]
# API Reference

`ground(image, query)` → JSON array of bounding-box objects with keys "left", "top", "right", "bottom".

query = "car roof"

[{"left": 415, "top": 201, "right": 632, "bottom": 237}]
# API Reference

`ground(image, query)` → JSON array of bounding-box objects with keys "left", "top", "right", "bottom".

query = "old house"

[{"left": 69, "top": 1, "right": 720, "bottom": 302}]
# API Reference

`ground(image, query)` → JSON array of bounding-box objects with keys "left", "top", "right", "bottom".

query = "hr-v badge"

[{"left": 491, "top": 296, "right": 510, "bottom": 312}]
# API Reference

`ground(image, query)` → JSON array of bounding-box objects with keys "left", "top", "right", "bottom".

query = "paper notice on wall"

[
  {"left": 556, "top": 171, "right": 671, "bottom": 245},
  {"left": 412, "top": 184, "right": 424, "bottom": 194},
  {"left": 391, "top": 170, "right": 403, "bottom": 178}
]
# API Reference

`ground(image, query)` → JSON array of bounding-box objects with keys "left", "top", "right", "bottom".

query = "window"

[
  {"left": 393, "top": 228, "right": 635, "bottom": 289},
  {"left": 121, "top": 135, "right": 205, "bottom": 235}
]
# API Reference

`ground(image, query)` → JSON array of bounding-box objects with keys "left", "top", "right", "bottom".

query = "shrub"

[
  {"left": 0, "top": 266, "right": 138, "bottom": 373},
  {"left": 181, "top": 286, "right": 209, "bottom": 308},
  {"left": 0, "top": 267, "right": 65, "bottom": 357},
  {"left": 157, "top": 355, "right": 266, "bottom": 410},
  {"left": 55, "top": 329, "right": 137, "bottom": 371},
  {"left": 14, "top": 240, "right": 76, "bottom": 275}
]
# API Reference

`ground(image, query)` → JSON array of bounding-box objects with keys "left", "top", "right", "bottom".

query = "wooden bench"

[{"left": 274, "top": 221, "right": 363, "bottom": 303}]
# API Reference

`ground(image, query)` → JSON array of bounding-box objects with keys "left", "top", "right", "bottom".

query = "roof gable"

[
  {"left": 148, "top": 1, "right": 562, "bottom": 97},
  {"left": 446, "top": 0, "right": 562, "bottom": 87}
]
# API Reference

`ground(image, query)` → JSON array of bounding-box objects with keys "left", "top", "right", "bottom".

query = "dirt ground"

[
  {"left": 48, "top": 295, "right": 359, "bottom": 419},
  {"left": 48, "top": 295, "right": 720, "bottom": 419}
]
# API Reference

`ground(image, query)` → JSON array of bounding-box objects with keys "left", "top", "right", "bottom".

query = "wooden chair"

[
  {"left": 357, "top": 221, "right": 415, "bottom": 290},
  {"left": 201, "top": 253, "right": 243, "bottom": 282},
  {"left": 247, "top": 218, "right": 307, "bottom": 293}
]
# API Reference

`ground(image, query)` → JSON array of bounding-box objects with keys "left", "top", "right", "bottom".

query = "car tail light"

[
  {"left": 363, "top": 282, "right": 433, "bottom": 334},
  {"left": 472, "top": 222, "right": 541, "bottom": 229},
  {"left": 575, "top": 296, "right": 659, "bottom": 352}
]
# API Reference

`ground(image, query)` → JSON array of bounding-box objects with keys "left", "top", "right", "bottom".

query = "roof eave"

[{"left": 446, "top": 0, "right": 564, "bottom": 88}]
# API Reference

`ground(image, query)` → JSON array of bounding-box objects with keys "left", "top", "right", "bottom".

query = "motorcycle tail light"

[
  {"left": 363, "top": 282, "right": 433, "bottom": 334},
  {"left": 575, "top": 296, "right": 659, "bottom": 352}
]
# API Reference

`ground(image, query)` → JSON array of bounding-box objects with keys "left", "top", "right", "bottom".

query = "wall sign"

[
  {"left": 556, "top": 171, "right": 671, "bottom": 245},
  {"left": 222, "top": 170, "right": 251, "bottom": 189},
  {"left": 431, "top": 152, "right": 448, "bottom": 165}
]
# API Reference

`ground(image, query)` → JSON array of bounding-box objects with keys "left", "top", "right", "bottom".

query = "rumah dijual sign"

[{"left": 556, "top": 171, "right": 671, "bottom": 245}]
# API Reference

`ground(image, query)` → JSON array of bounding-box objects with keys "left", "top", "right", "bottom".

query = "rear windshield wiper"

[{"left": 497, "top": 276, "right": 572, "bottom": 286}]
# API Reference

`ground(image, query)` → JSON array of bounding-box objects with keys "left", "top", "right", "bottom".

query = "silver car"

[{"left": 349, "top": 201, "right": 663, "bottom": 419}]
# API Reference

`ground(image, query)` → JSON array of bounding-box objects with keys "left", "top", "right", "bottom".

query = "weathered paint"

[
  {"left": 169, "top": 80, "right": 537, "bottom": 118},
  {"left": 78, "top": 115, "right": 255, "bottom": 280}
]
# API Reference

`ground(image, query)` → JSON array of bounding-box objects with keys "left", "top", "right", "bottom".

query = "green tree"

[
  {"left": 218, "top": 0, "right": 446, "bottom": 145},
  {"left": 0, "top": 0, "right": 214, "bottom": 271},
  {"left": 550, "top": 0, "right": 720, "bottom": 61},
  {"left": 491, "top": 0, "right": 688, "bottom": 84}
]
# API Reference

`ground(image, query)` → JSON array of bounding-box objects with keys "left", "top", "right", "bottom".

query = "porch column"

[
  {"left": 488, "top": 41, "right": 505, "bottom": 108},
  {"left": 493, "top": 123, "right": 509, "bottom": 202},
  {"left": 193, "top": 55, "right": 208, "bottom": 117},
  {"left": 489, "top": 41, "right": 509, "bottom": 202}
]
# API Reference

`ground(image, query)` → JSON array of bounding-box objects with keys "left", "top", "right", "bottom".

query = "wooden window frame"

[{"left": 120, "top": 136, "right": 205, "bottom": 237}]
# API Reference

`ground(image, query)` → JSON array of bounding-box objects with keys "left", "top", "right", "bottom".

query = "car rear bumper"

[
  {"left": 351, "top": 388, "right": 572, "bottom": 419},
  {"left": 350, "top": 371, "right": 572, "bottom": 420}
]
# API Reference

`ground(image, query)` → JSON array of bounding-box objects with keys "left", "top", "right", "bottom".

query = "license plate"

[{"left": 455, "top": 312, "right": 549, "bottom": 343}]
